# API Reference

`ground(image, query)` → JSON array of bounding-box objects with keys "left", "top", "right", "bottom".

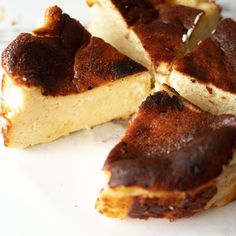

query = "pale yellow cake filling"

[
  {"left": 1, "top": 72, "right": 151, "bottom": 148},
  {"left": 89, "top": 1, "right": 152, "bottom": 70},
  {"left": 166, "top": 70, "right": 236, "bottom": 115}
]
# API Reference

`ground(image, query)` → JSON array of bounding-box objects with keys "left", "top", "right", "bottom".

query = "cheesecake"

[
  {"left": 96, "top": 87, "right": 236, "bottom": 220},
  {"left": 0, "top": 6, "right": 151, "bottom": 148},
  {"left": 87, "top": 0, "right": 220, "bottom": 83},
  {"left": 168, "top": 19, "right": 236, "bottom": 115}
]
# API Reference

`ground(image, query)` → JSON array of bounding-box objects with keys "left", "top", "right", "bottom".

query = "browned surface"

[
  {"left": 111, "top": 0, "right": 159, "bottom": 26},
  {"left": 33, "top": 6, "right": 68, "bottom": 36},
  {"left": 105, "top": 91, "right": 236, "bottom": 191},
  {"left": 129, "top": 186, "right": 217, "bottom": 219},
  {"left": 1, "top": 6, "right": 146, "bottom": 96},
  {"left": 174, "top": 18, "right": 236, "bottom": 93},
  {"left": 2, "top": 33, "right": 78, "bottom": 96},
  {"left": 111, "top": 0, "right": 203, "bottom": 66},
  {"left": 74, "top": 37, "right": 146, "bottom": 92}
]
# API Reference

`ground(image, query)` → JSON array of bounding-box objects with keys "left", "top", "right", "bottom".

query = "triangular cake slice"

[
  {"left": 97, "top": 87, "right": 236, "bottom": 220},
  {"left": 168, "top": 18, "right": 236, "bottom": 116},
  {"left": 0, "top": 6, "right": 151, "bottom": 148},
  {"left": 87, "top": 0, "right": 220, "bottom": 82}
]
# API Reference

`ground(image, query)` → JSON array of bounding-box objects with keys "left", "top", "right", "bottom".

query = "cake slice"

[
  {"left": 0, "top": 6, "right": 151, "bottom": 148},
  {"left": 87, "top": 0, "right": 220, "bottom": 83},
  {"left": 96, "top": 87, "right": 236, "bottom": 220},
  {"left": 168, "top": 19, "right": 236, "bottom": 115}
]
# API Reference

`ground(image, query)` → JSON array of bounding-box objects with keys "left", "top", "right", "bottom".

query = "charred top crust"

[
  {"left": 111, "top": 0, "right": 203, "bottom": 64},
  {"left": 111, "top": 0, "right": 159, "bottom": 26},
  {"left": 1, "top": 6, "right": 146, "bottom": 96},
  {"left": 74, "top": 37, "right": 146, "bottom": 92},
  {"left": 174, "top": 18, "right": 236, "bottom": 94},
  {"left": 105, "top": 91, "right": 236, "bottom": 191},
  {"left": 1, "top": 6, "right": 90, "bottom": 96}
]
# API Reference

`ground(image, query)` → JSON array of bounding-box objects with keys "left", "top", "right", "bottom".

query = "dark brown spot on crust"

[
  {"left": 105, "top": 91, "right": 236, "bottom": 191},
  {"left": 206, "top": 86, "right": 213, "bottom": 95},
  {"left": 142, "top": 92, "right": 184, "bottom": 112}
]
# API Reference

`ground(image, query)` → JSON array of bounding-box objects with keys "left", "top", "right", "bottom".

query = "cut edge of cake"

[
  {"left": 166, "top": 18, "right": 236, "bottom": 116},
  {"left": 1, "top": 72, "right": 150, "bottom": 148},
  {"left": 167, "top": 69, "right": 236, "bottom": 115},
  {"left": 88, "top": 0, "right": 153, "bottom": 69}
]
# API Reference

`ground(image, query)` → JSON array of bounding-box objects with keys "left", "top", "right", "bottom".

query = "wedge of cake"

[
  {"left": 168, "top": 18, "right": 236, "bottom": 116},
  {"left": 0, "top": 6, "right": 151, "bottom": 148},
  {"left": 87, "top": 0, "right": 220, "bottom": 83},
  {"left": 96, "top": 87, "right": 236, "bottom": 220}
]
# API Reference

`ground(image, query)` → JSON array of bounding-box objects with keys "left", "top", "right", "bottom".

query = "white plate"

[{"left": 0, "top": 1, "right": 235, "bottom": 236}]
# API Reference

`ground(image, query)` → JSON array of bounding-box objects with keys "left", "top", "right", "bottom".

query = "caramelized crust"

[
  {"left": 111, "top": 0, "right": 159, "bottom": 26},
  {"left": 2, "top": 33, "right": 79, "bottom": 96},
  {"left": 105, "top": 91, "right": 236, "bottom": 191},
  {"left": 173, "top": 19, "right": 236, "bottom": 93},
  {"left": 74, "top": 37, "right": 146, "bottom": 92},
  {"left": 1, "top": 6, "right": 146, "bottom": 96},
  {"left": 111, "top": 0, "right": 203, "bottom": 65}
]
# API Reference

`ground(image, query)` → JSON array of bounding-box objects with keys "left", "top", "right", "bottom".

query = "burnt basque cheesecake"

[
  {"left": 96, "top": 87, "right": 236, "bottom": 220},
  {"left": 0, "top": 6, "right": 151, "bottom": 148},
  {"left": 87, "top": 0, "right": 220, "bottom": 83},
  {"left": 168, "top": 19, "right": 236, "bottom": 116}
]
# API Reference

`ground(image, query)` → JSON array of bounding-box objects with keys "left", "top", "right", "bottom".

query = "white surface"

[{"left": 0, "top": 1, "right": 236, "bottom": 236}]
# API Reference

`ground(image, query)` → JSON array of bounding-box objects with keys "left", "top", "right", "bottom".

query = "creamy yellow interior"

[{"left": 1, "top": 72, "right": 151, "bottom": 148}]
